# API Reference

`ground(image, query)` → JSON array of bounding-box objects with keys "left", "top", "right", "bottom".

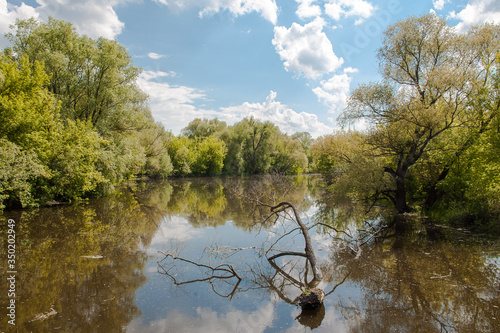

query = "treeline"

[
  {"left": 0, "top": 18, "right": 311, "bottom": 210},
  {"left": 169, "top": 117, "right": 311, "bottom": 177},
  {"left": 310, "top": 15, "right": 500, "bottom": 225}
]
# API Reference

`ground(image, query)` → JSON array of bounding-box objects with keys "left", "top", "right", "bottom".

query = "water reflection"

[{"left": 0, "top": 176, "right": 499, "bottom": 332}]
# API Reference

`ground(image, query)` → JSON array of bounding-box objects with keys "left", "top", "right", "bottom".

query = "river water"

[{"left": 1, "top": 176, "right": 499, "bottom": 332}]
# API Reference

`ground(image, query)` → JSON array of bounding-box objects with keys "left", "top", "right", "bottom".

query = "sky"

[{"left": 2, "top": 0, "right": 500, "bottom": 137}]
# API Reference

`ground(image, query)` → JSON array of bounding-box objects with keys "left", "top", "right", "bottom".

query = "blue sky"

[{"left": 2, "top": 0, "right": 500, "bottom": 137}]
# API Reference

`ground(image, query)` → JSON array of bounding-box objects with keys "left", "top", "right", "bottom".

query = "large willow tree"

[
  {"left": 340, "top": 14, "right": 500, "bottom": 214},
  {"left": 4, "top": 18, "right": 173, "bottom": 185}
]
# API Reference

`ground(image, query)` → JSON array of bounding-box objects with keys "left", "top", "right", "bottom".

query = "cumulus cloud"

[
  {"left": 127, "top": 303, "right": 276, "bottom": 333},
  {"left": 449, "top": 0, "right": 500, "bottom": 32},
  {"left": 312, "top": 67, "right": 358, "bottom": 114},
  {"left": 295, "top": 0, "right": 322, "bottom": 20},
  {"left": 155, "top": 0, "right": 278, "bottom": 25},
  {"left": 148, "top": 216, "right": 203, "bottom": 251},
  {"left": 221, "top": 91, "right": 334, "bottom": 137},
  {"left": 0, "top": 0, "right": 127, "bottom": 42},
  {"left": 136, "top": 70, "right": 217, "bottom": 134},
  {"left": 432, "top": 0, "right": 449, "bottom": 11},
  {"left": 0, "top": 0, "right": 39, "bottom": 45},
  {"left": 148, "top": 52, "right": 166, "bottom": 60},
  {"left": 272, "top": 17, "right": 343, "bottom": 79},
  {"left": 138, "top": 71, "right": 333, "bottom": 137},
  {"left": 324, "top": 0, "right": 376, "bottom": 25}
]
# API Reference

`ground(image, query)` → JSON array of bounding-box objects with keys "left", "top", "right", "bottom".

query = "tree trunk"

[
  {"left": 394, "top": 176, "right": 410, "bottom": 213},
  {"left": 269, "top": 202, "right": 323, "bottom": 284}
]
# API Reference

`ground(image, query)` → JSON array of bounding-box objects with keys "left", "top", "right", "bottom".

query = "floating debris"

[
  {"left": 30, "top": 308, "right": 57, "bottom": 322},
  {"left": 80, "top": 255, "right": 104, "bottom": 259}
]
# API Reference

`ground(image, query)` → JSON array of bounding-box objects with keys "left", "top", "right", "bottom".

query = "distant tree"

[
  {"left": 234, "top": 117, "right": 279, "bottom": 175},
  {"left": 182, "top": 118, "right": 227, "bottom": 139},
  {"left": 191, "top": 136, "right": 227, "bottom": 176},
  {"left": 167, "top": 136, "right": 194, "bottom": 177},
  {"left": 272, "top": 134, "right": 308, "bottom": 175}
]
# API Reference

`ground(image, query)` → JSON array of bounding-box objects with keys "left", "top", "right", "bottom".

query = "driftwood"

[{"left": 295, "top": 288, "right": 325, "bottom": 309}]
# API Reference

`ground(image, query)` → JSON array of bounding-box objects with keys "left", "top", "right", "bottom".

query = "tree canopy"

[{"left": 323, "top": 14, "right": 500, "bottom": 223}]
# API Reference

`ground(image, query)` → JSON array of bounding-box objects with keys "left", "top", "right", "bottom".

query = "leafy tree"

[
  {"left": 340, "top": 14, "right": 500, "bottom": 214},
  {"left": 219, "top": 127, "right": 245, "bottom": 175},
  {"left": 0, "top": 54, "right": 109, "bottom": 207},
  {"left": 272, "top": 134, "right": 308, "bottom": 175},
  {"left": 0, "top": 55, "right": 58, "bottom": 154},
  {"left": 167, "top": 136, "right": 194, "bottom": 177},
  {"left": 191, "top": 136, "right": 227, "bottom": 176},
  {"left": 4, "top": 18, "right": 174, "bottom": 191},
  {"left": 140, "top": 122, "right": 174, "bottom": 179},
  {"left": 182, "top": 118, "right": 227, "bottom": 139},
  {"left": 231, "top": 117, "right": 279, "bottom": 175},
  {"left": 0, "top": 139, "right": 48, "bottom": 210},
  {"left": 292, "top": 131, "right": 314, "bottom": 168},
  {"left": 5, "top": 18, "right": 149, "bottom": 133}
]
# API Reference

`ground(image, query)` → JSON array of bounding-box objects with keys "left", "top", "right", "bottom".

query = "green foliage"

[
  {"left": 225, "top": 117, "right": 279, "bottom": 175},
  {"left": 43, "top": 120, "right": 109, "bottom": 201},
  {"left": 182, "top": 118, "right": 227, "bottom": 139},
  {"left": 0, "top": 55, "right": 58, "bottom": 154},
  {"left": 0, "top": 139, "right": 48, "bottom": 210},
  {"left": 167, "top": 136, "right": 194, "bottom": 177},
  {"left": 0, "top": 53, "right": 112, "bottom": 207},
  {"left": 6, "top": 17, "right": 148, "bottom": 132},
  {"left": 167, "top": 135, "right": 226, "bottom": 176},
  {"left": 191, "top": 136, "right": 227, "bottom": 176},
  {"left": 272, "top": 134, "right": 308, "bottom": 175},
  {"left": 0, "top": 19, "right": 178, "bottom": 209},
  {"left": 1, "top": 18, "right": 176, "bottom": 209},
  {"left": 331, "top": 14, "right": 500, "bottom": 218}
]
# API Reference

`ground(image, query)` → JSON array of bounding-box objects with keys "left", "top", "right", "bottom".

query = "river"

[{"left": 1, "top": 175, "right": 499, "bottom": 332}]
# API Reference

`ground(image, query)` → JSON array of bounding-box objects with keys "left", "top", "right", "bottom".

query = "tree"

[
  {"left": 5, "top": 18, "right": 149, "bottom": 133},
  {"left": 191, "top": 136, "right": 227, "bottom": 176},
  {"left": 0, "top": 139, "right": 48, "bottom": 210},
  {"left": 181, "top": 118, "right": 227, "bottom": 139},
  {"left": 272, "top": 134, "right": 308, "bottom": 175},
  {"left": 0, "top": 54, "right": 109, "bottom": 206},
  {"left": 4, "top": 18, "right": 175, "bottom": 189},
  {"left": 340, "top": 14, "right": 500, "bottom": 214},
  {"left": 167, "top": 136, "right": 194, "bottom": 177},
  {"left": 231, "top": 117, "right": 279, "bottom": 175}
]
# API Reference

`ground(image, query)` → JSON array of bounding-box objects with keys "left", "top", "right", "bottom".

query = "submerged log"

[{"left": 295, "top": 288, "right": 325, "bottom": 309}]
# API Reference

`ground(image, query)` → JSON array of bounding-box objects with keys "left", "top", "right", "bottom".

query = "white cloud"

[
  {"left": 312, "top": 67, "right": 358, "bottom": 114},
  {"left": 140, "top": 70, "right": 177, "bottom": 81},
  {"left": 449, "top": 0, "right": 500, "bottom": 32},
  {"left": 155, "top": 0, "right": 278, "bottom": 25},
  {"left": 148, "top": 52, "right": 166, "bottom": 60},
  {"left": 0, "top": 0, "right": 39, "bottom": 46},
  {"left": 136, "top": 71, "right": 217, "bottom": 134},
  {"left": 127, "top": 303, "right": 276, "bottom": 333},
  {"left": 433, "top": 0, "right": 449, "bottom": 11},
  {"left": 221, "top": 91, "right": 334, "bottom": 137},
  {"left": 295, "top": 0, "right": 322, "bottom": 20},
  {"left": 139, "top": 71, "right": 333, "bottom": 137},
  {"left": 272, "top": 17, "right": 343, "bottom": 79},
  {"left": 324, "top": 0, "right": 376, "bottom": 25},
  {"left": 149, "top": 216, "right": 203, "bottom": 249},
  {"left": 0, "top": 0, "right": 127, "bottom": 42}
]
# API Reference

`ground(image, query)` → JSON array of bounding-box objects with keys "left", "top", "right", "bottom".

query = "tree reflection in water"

[{"left": 0, "top": 176, "right": 499, "bottom": 332}]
